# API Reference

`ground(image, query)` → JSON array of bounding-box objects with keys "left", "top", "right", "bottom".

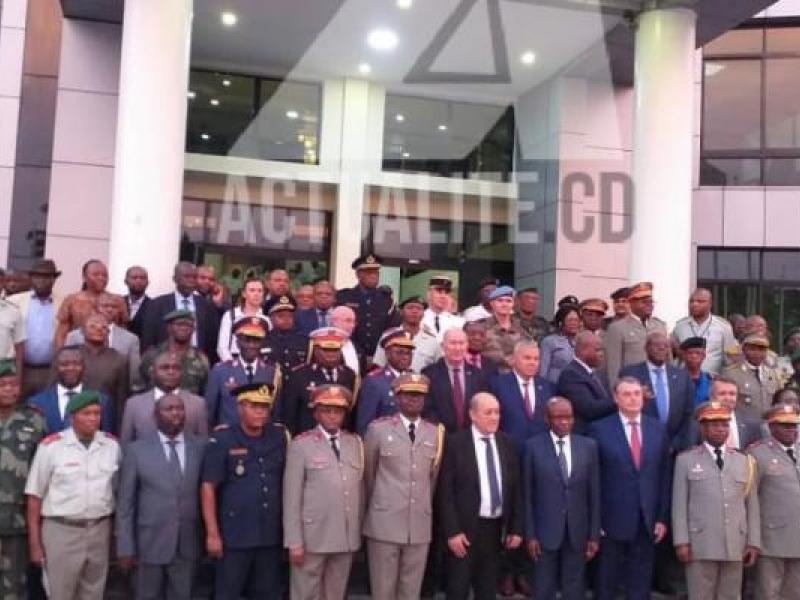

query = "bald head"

[
  {"left": 574, "top": 330, "right": 603, "bottom": 368},
  {"left": 689, "top": 288, "right": 712, "bottom": 320},
  {"left": 330, "top": 305, "right": 356, "bottom": 336}
]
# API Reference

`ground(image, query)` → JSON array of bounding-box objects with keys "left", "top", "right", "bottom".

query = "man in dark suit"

[
  {"left": 557, "top": 331, "right": 616, "bottom": 433},
  {"left": 141, "top": 262, "right": 220, "bottom": 362},
  {"left": 293, "top": 280, "right": 335, "bottom": 336},
  {"left": 588, "top": 376, "right": 671, "bottom": 600},
  {"left": 437, "top": 392, "right": 524, "bottom": 600},
  {"left": 619, "top": 331, "right": 694, "bottom": 452},
  {"left": 523, "top": 397, "right": 600, "bottom": 600},
  {"left": 123, "top": 265, "right": 150, "bottom": 340},
  {"left": 464, "top": 320, "right": 500, "bottom": 380},
  {"left": 29, "top": 345, "right": 114, "bottom": 433},
  {"left": 422, "top": 329, "right": 488, "bottom": 433},
  {"left": 116, "top": 393, "right": 205, "bottom": 600}
]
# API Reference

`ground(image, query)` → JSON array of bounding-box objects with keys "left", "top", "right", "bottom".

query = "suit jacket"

[
  {"left": 120, "top": 389, "right": 208, "bottom": 445},
  {"left": 29, "top": 385, "right": 115, "bottom": 434},
  {"left": 556, "top": 360, "right": 616, "bottom": 434},
  {"left": 489, "top": 371, "right": 554, "bottom": 453},
  {"left": 603, "top": 315, "right": 668, "bottom": 384},
  {"left": 7, "top": 292, "right": 63, "bottom": 358},
  {"left": 437, "top": 428, "right": 523, "bottom": 543},
  {"left": 140, "top": 292, "right": 220, "bottom": 363},
  {"left": 618, "top": 362, "right": 694, "bottom": 452},
  {"left": 588, "top": 413, "right": 671, "bottom": 541},
  {"left": 294, "top": 307, "right": 330, "bottom": 337},
  {"left": 283, "top": 429, "right": 364, "bottom": 553},
  {"left": 421, "top": 359, "right": 488, "bottom": 433},
  {"left": 65, "top": 326, "right": 142, "bottom": 391},
  {"left": 672, "top": 445, "right": 759, "bottom": 560},
  {"left": 116, "top": 432, "right": 205, "bottom": 563},
  {"left": 205, "top": 358, "right": 280, "bottom": 427},
  {"left": 523, "top": 432, "right": 601, "bottom": 551},
  {"left": 124, "top": 295, "right": 151, "bottom": 340}
]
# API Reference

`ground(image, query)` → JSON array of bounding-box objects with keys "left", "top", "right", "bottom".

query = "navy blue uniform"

[
  {"left": 201, "top": 423, "right": 289, "bottom": 600},
  {"left": 205, "top": 358, "right": 280, "bottom": 427},
  {"left": 354, "top": 367, "right": 402, "bottom": 435},
  {"left": 264, "top": 330, "right": 308, "bottom": 388},
  {"left": 335, "top": 286, "right": 398, "bottom": 357}
]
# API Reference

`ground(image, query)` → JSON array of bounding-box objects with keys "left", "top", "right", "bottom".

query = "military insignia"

[
  {"left": 691, "top": 463, "right": 703, "bottom": 473},
  {"left": 22, "top": 426, "right": 34, "bottom": 433},
  {"left": 225, "top": 377, "right": 237, "bottom": 390},
  {"left": 229, "top": 448, "right": 248, "bottom": 456},
  {"left": 235, "top": 462, "right": 245, "bottom": 476},
  {"left": 387, "top": 435, "right": 393, "bottom": 442}
]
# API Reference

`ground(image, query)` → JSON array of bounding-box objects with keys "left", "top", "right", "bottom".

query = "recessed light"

[
  {"left": 209, "top": 98, "right": 220, "bottom": 106},
  {"left": 221, "top": 11, "right": 237, "bottom": 26},
  {"left": 286, "top": 110, "right": 299, "bottom": 119},
  {"left": 358, "top": 62, "right": 372, "bottom": 75},
  {"left": 397, "top": 0, "right": 412, "bottom": 7},
  {"left": 438, "top": 124, "right": 448, "bottom": 131},
  {"left": 201, "top": 133, "right": 210, "bottom": 141},
  {"left": 222, "top": 79, "right": 231, "bottom": 87},
  {"left": 187, "top": 91, "right": 196, "bottom": 99},
  {"left": 395, "top": 114, "right": 405, "bottom": 122},
  {"left": 402, "top": 151, "right": 410, "bottom": 158},
  {"left": 367, "top": 28, "right": 398, "bottom": 51},
  {"left": 520, "top": 50, "right": 536, "bottom": 66}
]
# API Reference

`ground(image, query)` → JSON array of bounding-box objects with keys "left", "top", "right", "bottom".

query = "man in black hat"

[
  {"left": 263, "top": 296, "right": 308, "bottom": 390},
  {"left": 335, "top": 254, "right": 398, "bottom": 360},
  {"left": 463, "top": 277, "right": 498, "bottom": 322},
  {"left": 372, "top": 296, "right": 440, "bottom": 373},
  {"left": 603, "top": 287, "right": 630, "bottom": 330},
  {"left": 680, "top": 336, "right": 712, "bottom": 408},
  {"left": 9, "top": 259, "right": 63, "bottom": 397}
]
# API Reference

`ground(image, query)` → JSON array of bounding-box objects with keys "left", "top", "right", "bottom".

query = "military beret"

[
  {"left": 765, "top": 403, "right": 800, "bottom": 425},
  {"left": 233, "top": 316, "right": 268, "bottom": 338},
  {"left": 310, "top": 327, "right": 346, "bottom": 349},
  {"left": 309, "top": 384, "right": 353, "bottom": 410},
  {"left": 610, "top": 287, "right": 629, "bottom": 301},
  {"left": 0, "top": 358, "right": 16, "bottom": 378},
  {"left": 65, "top": 390, "right": 102, "bottom": 415},
  {"left": 557, "top": 295, "right": 580, "bottom": 308},
  {"left": 164, "top": 309, "right": 195, "bottom": 323},
  {"left": 268, "top": 296, "right": 296, "bottom": 315},
  {"left": 742, "top": 333, "right": 770, "bottom": 348},
  {"left": 579, "top": 298, "right": 609, "bottom": 314},
  {"left": 784, "top": 327, "right": 800, "bottom": 345},
  {"left": 694, "top": 400, "right": 731, "bottom": 422},
  {"left": 232, "top": 383, "right": 274, "bottom": 405},
  {"left": 488, "top": 286, "right": 515, "bottom": 300},
  {"left": 429, "top": 275, "right": 453, "bottom": 291},
  {"left": 351, "top": 253, "right": 381, "bottom": 270},
  {"left": 627, "top": 282, "right": 654, "bottom": 300},
  {"left": 392, "top": 373, "right": 430, "bottom": 394},
  {"left": 399, "top": 295, "right": 426, "bottom": 309},
  {"left": 680, "top": 336, "right": 707, "bottom": 351},
  {"left": 380, "top": 329, "right": 415, "bottom": 350}
]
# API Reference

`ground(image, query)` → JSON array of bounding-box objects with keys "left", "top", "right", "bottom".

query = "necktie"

[
  {"left": 167, "top": 439, "right": 183, "bottom": 480},
  {"left": 482, "top": 437, "right": 502, "bottom": 515},
  {"left": 435, "top": 314, "right": 441, "bottom": 333},
  {"left": 245, "top": 364, "right": 254, "bottom": 383},
  {"left": 628, "top": 420, "right": 641, "bottom": 470},
  {"left": 319, "top": 310, "right": 328, "bottom": 327},
  {"left": 753, "top": 367, "right": 761, "bottom": 383},
  {"left": 788, "top": 448, "right": 797, "bottom": 464},
  {"left": 714, "top": 447, "right": 724, "bottom": 470},
  {"left": 330, "top": 435, "right": 340, "bottom": 461},
  {"left": 452, "top": 368, "right": 465, "bottom": 428},
  {"left": 408, "top": 422, "right": 416, "bottom": 443},
  {"left": 181, "top": 297, "right": 190, "bottom": 311},
  {"left": 522, "top": 380, "right": 533, "bottom": 420},
  {"left": 557, "top": 439, "right": 568, "bottom": 481},
  {"left": 64, "top": 390, "right": 76, "bottom": 423},
  {"left": 654, "top": 368, "right": 669, "bottom": 423}
]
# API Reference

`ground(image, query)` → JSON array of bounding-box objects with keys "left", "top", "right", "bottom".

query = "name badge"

[{"left": 229, "top": 448, "right": 248, "bottom": 456}]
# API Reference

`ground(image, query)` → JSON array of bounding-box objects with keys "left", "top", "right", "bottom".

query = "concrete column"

[
  {"left": 630, "top": 4, "right": 696, "bottom": 327},
  {"left": 108, "top": 0, "right": 191, "bottom": 294}
]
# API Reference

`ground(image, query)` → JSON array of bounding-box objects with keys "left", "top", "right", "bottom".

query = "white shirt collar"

[
  {"left": 647, "top": 361, "right": 666, "bottom": 372},
  {"left": 514, "top": 371, "right": 533, "bottom": 386},
  {"left": 574, "top": 357, "right": 593, "bottom": 373},
  {"left": 57, "top": 383, "right": 83, "bottom": 396},
  {"left": 153, "top": 387, "right": 178, "bottom": 400},
  {"left": 318, "top": 424, "right": 340, "bottom": 441},
  {"left": 550, "top": 431, "right": 570, "bottom": 446},
  {"left": 619, "top": 412, "right": 641, "bottom": 427},
  {"left": 158, "top": 431, "right": 185, "bottom": 445},
  {"left": 704, "top": 441, "right": 724, "bottom": 457},
  {"left": 471, "top": 424, "right": 494, "bottom": 442},
  {"left": 399, "top": 413, "right": 420, "bottom": 430}
]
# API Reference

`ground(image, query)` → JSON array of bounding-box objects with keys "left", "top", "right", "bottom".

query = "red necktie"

[
  {"left": 629, "top": 420, "right": 641, "bottom": 470},
  {"left": 452, "top": 367, "right": 465, "bottom": 429},
  {"left": 522, "top": 380, "right": 533, "bottom": 420}
]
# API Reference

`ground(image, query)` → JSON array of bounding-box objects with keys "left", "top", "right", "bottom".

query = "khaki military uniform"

[
  {"left": 749, "top": 437, "right": 800, "bottom": 600},
  {"left": 362, "top": 415, "right": 444, "bottom": 600},
  {"left": 24, "top": 427, "right": 121, "bottom": 600},
  {"left": 140, "top": 342, "right": 210, "bottom": 396},
  {"left": 482, "top": 316, "right": 530, "bottom": 372},
  {"left": 372, "top": 324, "right": 442, "bottom": 374},
  {"left": 722, "top": 362, "right": 782, "bottom": 425},
  {"left": 0, "top": 406, "right": 44, "bottom": 599},
  {"left": 283, "top": 426, "right": 364, "bottom": 600},
  {"left": 603, "top": 314, "right": 668, "bottom": 383},
  {"left": 672, "top": 445, "right": 760, "bottom": 600}
]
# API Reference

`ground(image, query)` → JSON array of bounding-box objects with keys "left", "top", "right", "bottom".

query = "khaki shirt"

[
  {"left": 372, "top": 325, "right": 442, "bottom": 373},
  {"left": 25, "top": 428, "right": 121, "bottom": 519},
  {"left": 0, "top": 298, "right": 25, "bottom": 359},
  {"left": 604, "top": 314, "right": 668, "bottom": 383},
  {"left": 671, "top": 314, "right": 737, "bottom": 374}
]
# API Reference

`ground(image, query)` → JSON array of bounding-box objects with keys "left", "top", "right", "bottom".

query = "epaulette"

[
  {"left": 295, "top": 429, "right": 317, "bottom": 441},
  {"left": 292, "top": 363, "right": 306, "bottom": 372},
  {"left": 373, "top": 415, "right": 394, "bottom": 424},
  {"left": 104, "top": 432, "right": 117, "bottom": 440},
  {"left": 747, "top": 439, "right": 765, "bottom": 450},
  {"left": 366, "top": 366, "right": 384, "bottom": 378},
  {"left": 41, "top": 432, "right": 61, "bottom": 445}
]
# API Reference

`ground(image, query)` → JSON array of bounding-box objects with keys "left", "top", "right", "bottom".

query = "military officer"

[
  {"left": 0, "top": 360, "right": 44, "bottom": 599},
  {"left": 200, "top": 383, "right": 289, "bottom": 600},
  {"left": 422, "top": 276, "right": 465, "bottom": 342},
  {"left": 603, "top": 282, "right": 668, "bottom": 384},
  {"left": 283, "top": 384, "right": 364, "bottom": 600},
  {"left": 335, "top": 254, "right": 398, "bottom": 359},
  {"left": 579, "top": 298, "right": 609, "bottom": 337},
  {"left": 263, "top": 295, "right": 307, "bottom": 389},
  {"left": 277, "top": 328, "right": 359, "bottom": 435},
  {"left": 355, "top": 329, "right": 414, "bottom": 435},
  {"left": 372, "top": 296, "right": 441, "bottom": 372},
  {"left": 206, "top": 317, "right": 281, "bottom": 427},
  {"left": 603, "top": 286, "right": 630, "bottom": 330},
  {"left": 672, "top": 401, "right": 760, "bottom": 600},
  {"left": 483, "top": 285, "right": 529, "bottom": 371},
  {"left": 749, "top": 403, "right": 800, "bottom": 600},
  {"left": 722, "top": 334, "right": 782, "bottom": 425},
  {"left": 363, "top": 373, "right": 444, "bottom": 600},
  {"left": 140, "top": 309, "right": 209, "bottom": 395},
  {"left": 25, "top": 390, "right": 121, "bottom": 600}
]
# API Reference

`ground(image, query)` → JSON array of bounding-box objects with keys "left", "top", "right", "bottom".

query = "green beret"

[
  {"left": 163, "top": 309, "right": 195, "bottom": 324},
  {"left": 0, "top": 358, "right": 16, "bottom": 378},
  {"left": 65, "top": 390, "right": 101, "bottom": 415}
]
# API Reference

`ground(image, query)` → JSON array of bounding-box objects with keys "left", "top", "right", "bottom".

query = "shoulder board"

[
  {"left": 292, "top": 363, "right": 306, "bottom": 372},
  {"left": 223, "top": 359, "right": 235, "bottom": 365},
  {"left": 213, "top": 424, "right": 230, "bottom": 432},
  {"left": 367, "top": 368, "right": 384, "bottom": 378},
  {"left": 747, "top": 439, "right": 766, "bottom": 450},
  {"left": 41, "top": 432, "right": 62, "bottom": 445},
  {"left": 730, "top": 447, "right": 745, "bottom": 454},
  {"left": 104, "top": 432, "right": 117, "bottom": 440}
]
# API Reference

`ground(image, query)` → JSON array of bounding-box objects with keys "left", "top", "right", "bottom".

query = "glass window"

[
  {"left": 765, "top": 58, "right": 800, "bottom": 149},
  {"left": 765, "top": 158, "right": 800, "bottom": 185},
  {"left": 763, "top": 251, "right": 800, "bottom": 281},
  {"left": 766, "top": 27, "right": 800, "bottom": 54},
  {"left": 702, "top": 60, "right": 762, "bottom": 151},
  {"left": 705, "top": 28, "right": 763, "bottom": 56},
  {"left": 700, "top": 158, "right": 761, "bottom": 185}
]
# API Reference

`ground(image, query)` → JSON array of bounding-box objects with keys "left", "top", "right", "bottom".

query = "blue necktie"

[
  {"left": 482, "top": 437, "right": 502, "bottom": 515},
  {"left": 654, "top": 367, "right": 669, "bottom": 423}
]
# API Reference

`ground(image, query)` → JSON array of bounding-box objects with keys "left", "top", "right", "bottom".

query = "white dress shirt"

[
  {"left": 399, "top": 413, "right": 420, "bottom": 439},
  {"left": 153, "top": 387, "right": 178, "bottom": 401},
  {"left": 726, "top": 412, "right": 741, "bottom": 449},
  {"left": 158, "top": 431, "right": 186, "bottom": 471},
  {"left": 57, "top": 383, "right": 83, "bottom": 421},
  {"left": 471, "top": 425, "right": 503, "bottom": 518},
  {"left": 318, "top": 425, "right": 340, "bottom": 454},
  {"left": 514, "top": 372, "right": 536, "bottom": 416},
  {"left": 342, "top": 340, "right": 360, "bottom": 374},
  {"left": 618, "top": 412, "right": 642, "bottom": 446},
  {"left": 704, "top": 441, "right": 725, "bottom": 463},
  {"left": 550, "top": 431, "right": 572, "bottom": 477}
]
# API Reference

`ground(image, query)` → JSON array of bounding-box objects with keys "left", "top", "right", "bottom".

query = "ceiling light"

[
  {"left": 395, "top": 114, "right": 405, "bottom": 122},
  {"left": 209, "top": 98, "right": 220, "bottom": 106},
  {"left": 358, "top": 62, "right": 372, "bottom": 75},
  {"left": 187, "top": 91, "right": 196, "bottom": 99},
  {"left": 201, "top": 133, "right": 210, "bottom": 141},
  {"left": 286, "top": 110, "right": 299, "bottom": 119},
  {"left": 438, "top": 124, "right": 448, "bottom": 131},
  {"left": 221, "top": 11, "right": 237, "bottom": 26},
  {"left": 222, "top": 79, "right": 231, "bottom": 87},
  {"left": 402, "top": 151, "right": 410, "bottom": 158},
  {"left": 520, "top": 50, "right": 536, "bottom": 66},
  {"left": 397, "top": 0, "right": 412, "bottom": 7},
  {"left": 367, "top": 28, "right": 398, "bottom": 51}
]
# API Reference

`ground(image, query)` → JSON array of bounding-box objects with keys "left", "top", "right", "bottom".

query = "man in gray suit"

[
  {"left": 672, "top": 401, "right": 760, "bottom": 600},
  {"left": 120, "top": 351, "right": 207, "bottom": 444},
  {"left": 362, "top": 373, "right": 444, "bottom": 600},
  {"left": 749, "top": 403, "right": 800, "bottom": 600},
  {"left": 116, "top": 393, "right": 205, "bottom": 600}
]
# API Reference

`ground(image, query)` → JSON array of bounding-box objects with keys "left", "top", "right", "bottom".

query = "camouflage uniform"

[
  {"left": 139, "top": 342, "right": 210, "bottom": 395},
  {"left": 483, "top": 316, "right": 531, "bottom": 372},
  {"left": 516, "top": 313, "right": 551, "bottom": 343},
  {"left": 0, "top": 406, "right": 45, "bottom": 599}
]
